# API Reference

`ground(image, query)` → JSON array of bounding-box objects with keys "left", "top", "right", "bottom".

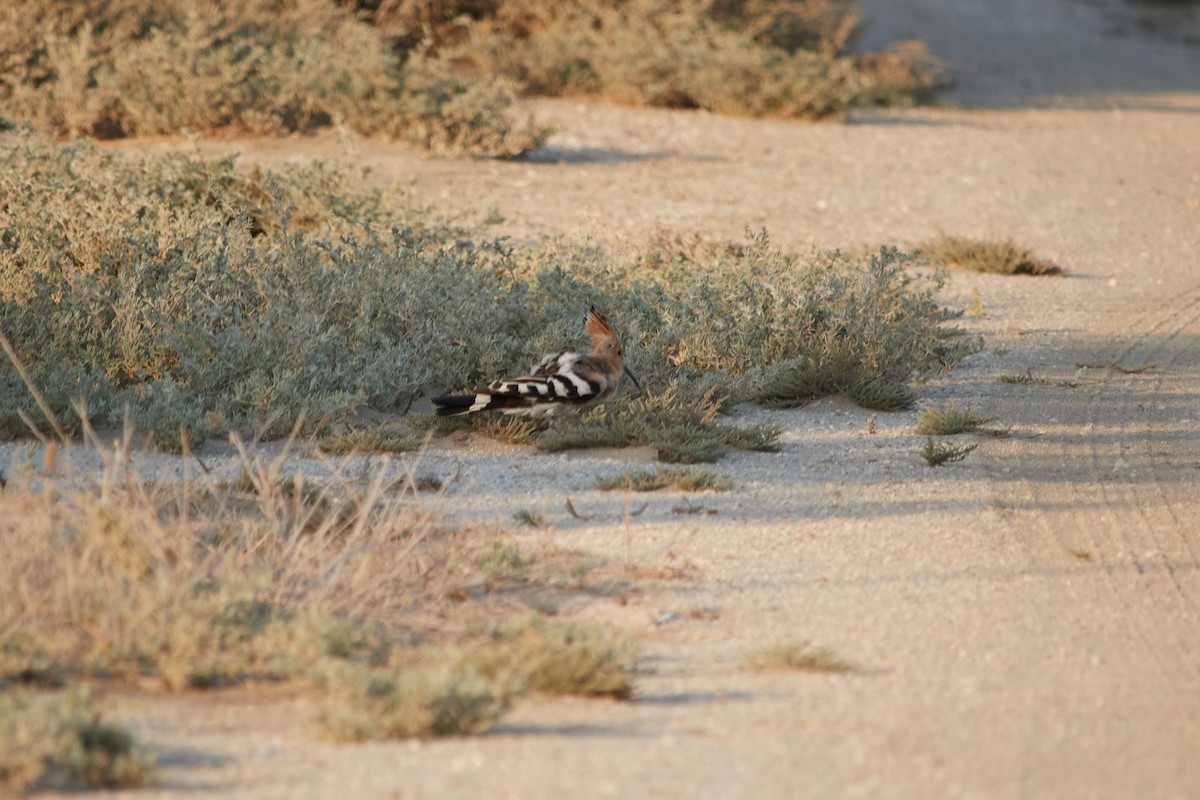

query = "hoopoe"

[{"left": 432, "top": 308, "right": 641, "bottom": 418}]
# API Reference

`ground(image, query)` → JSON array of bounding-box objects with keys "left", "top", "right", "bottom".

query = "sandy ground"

[{"left": 21, "top": 1, "right": 1200, "bottom": 798}]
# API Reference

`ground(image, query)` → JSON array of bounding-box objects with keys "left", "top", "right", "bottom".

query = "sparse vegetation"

[
  {"left": 918, "top": 437, "right": 977, "bottom": 466},
  {"left": 744, "top": 644, "right": 855, "bottom": 673},
  {"left": 0, "top": 424, "right": 644, "bottom": 764},
  {"left": 914, "top": 400, "right": 995, "bottom": 435},
  {"left": 596, "top": 466, "right": 732, "bottom": 492},
  {"left": 918, "top": 235, "right": 1064, "bottom": 276}
]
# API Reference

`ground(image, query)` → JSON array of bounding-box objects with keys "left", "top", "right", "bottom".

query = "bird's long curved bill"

[{"left": 623, "top": 364, "right": 644, "bottom": 393}]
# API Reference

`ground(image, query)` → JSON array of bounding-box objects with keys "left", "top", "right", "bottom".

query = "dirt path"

[{"left": 53, "top": 2, "right": 1200, "bottom": 798}]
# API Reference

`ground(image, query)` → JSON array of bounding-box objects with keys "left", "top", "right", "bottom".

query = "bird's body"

[{"left": 433, "top": 309, "right": 639, "bottom": 418}]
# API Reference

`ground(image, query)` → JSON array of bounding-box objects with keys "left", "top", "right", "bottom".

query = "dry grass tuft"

[
  {"left": 311, "top": 660, "right": 508, "bottom": 741},
  {"left": 595, "top": 466, "right": 732, "bottom": 492},
  {"left": 914, "top": 401, "right": 995, "bottom": 435},
  {"left": 0, "top": 427, "right": 443, "bottom": 692},
  {"left": 2, "top": 137, "right": 971, "bottom": 461},
  {"left": 744, "top": 644, "right": 855, "bottom": 673},
  {"left": 318, "top": 426, "right": 425, "bottom": 456},
  {"left": 918, "top": 235, "right": 1064, "bottom": 276},
  {"left": 463, "top": 618, "right": 637, "bottom": 699}
]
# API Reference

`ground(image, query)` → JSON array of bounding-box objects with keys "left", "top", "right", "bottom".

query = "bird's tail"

[{"left": 432, "top": 391, "right": 541, "bottom": 416}]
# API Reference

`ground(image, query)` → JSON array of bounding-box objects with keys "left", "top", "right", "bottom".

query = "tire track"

[{"left": 995, "top": 280, "right": 1200, "bottom": 693}]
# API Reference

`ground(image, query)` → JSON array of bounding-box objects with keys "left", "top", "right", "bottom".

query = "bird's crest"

[{"left": 584, "top": 307, "right": 618, "bottom": 346}]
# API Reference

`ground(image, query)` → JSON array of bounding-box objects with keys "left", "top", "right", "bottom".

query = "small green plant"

[
  {"left": 595, "top": 466, "right": 732, "bottom": 492},
  {"left": 918, "top": 437, "right": 977, "bottom": 467},
  {"left": 998, "top": 368, "right": 1079, "bottom": 388},
  {"left": 918, "top": 235, "right": 1063, "bottom": 276},
  {"left": 744, "top": 644, "right": 855, "bottom": 674},
  {"left": 914, "top": 401, "right": 995, "bottom": 435},
  {"left": 965, "top": 288, "right": 986, "bottom": 316}
]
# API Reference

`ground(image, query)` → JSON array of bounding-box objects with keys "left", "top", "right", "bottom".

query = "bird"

[{"left": 432, "top": 308, "right": 641, "bottom": 418}]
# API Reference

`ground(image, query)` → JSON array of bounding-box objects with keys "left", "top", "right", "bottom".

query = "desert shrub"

[
  {"left": 462, "top": 618, "right": 637, "bottom": 699},
  {"left": 917, "top": 235, "right": 1064, "bottom": 276},
  {"left": 427, "top": 0, "right": 941, "bottom": 118},
  {"left": 1, "top": 134, "right": 973, "bottom": 451},
  {"left": 0, "top": 688, "right": 155, "bottom": 793},
  {"left": 914, "top": 400, "right": 994, "bottom": 435},
  {"left": 0, "top": 0, "right": 939, "bottom": 147},
  {"left": 0, "top": 0, "right": 540, "bottom": 154},
  {"left": 312, "top": 660, "right": 508, "bottom": 740}
]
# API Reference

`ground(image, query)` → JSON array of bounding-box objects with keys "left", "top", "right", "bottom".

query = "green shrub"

[{"left": 1, "top": 135, "right": 974, "bottom": 452}]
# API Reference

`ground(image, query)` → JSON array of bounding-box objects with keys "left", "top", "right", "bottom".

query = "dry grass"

[
  {"left": 311, "top": 660, "right": 509, "bottom": 741},
  {"left": 0, "top": 422, "right": 642, "bottom": 759},
  {"left": 914, "top": 401, "right": 995, "bottom": 435},
  {"left": 918, "top": 235, "right": 1064, "bottom": 276},
  {"left": 318, "top": 426, "right": 425, "bottom": 456},
  {"left": 0, "top": 424, "right": 445, "bottom": 692},
  {"left": 595, "top": 466, "right": 732, "bottom": 492},
  {"left": 744, "top": 644, "right": 855, "bottom": 673},
  {"left": 462, "top": 618, "right": 637, "bottom": 699}
]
